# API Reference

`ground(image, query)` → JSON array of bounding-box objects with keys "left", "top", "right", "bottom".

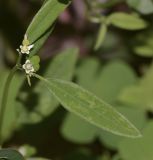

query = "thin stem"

[
  {"left": 33, "top": 73, "right": 47, "bottom": 82},
  {"left": 0, "top": 54, "right": 22, "bottom": 146}
]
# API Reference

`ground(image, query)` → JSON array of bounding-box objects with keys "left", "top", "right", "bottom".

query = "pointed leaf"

[
  {"left": 36, "top": 76, "right": 141, "bottom": 137},
  {"left": 108, "top": 12, "right": 147, "bottom": 30},
  {"left": 26, "top": 0, "right": 71, "bottom": 43},
  {"left": 94, "top": 23, "right": 107, "bottom": 50}
]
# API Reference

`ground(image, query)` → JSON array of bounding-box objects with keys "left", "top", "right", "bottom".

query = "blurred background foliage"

[{"left": 1, "top": 0, "right": 153, "bottom": 159}]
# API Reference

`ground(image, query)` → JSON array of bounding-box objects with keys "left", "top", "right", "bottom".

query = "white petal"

[
  {"left": 31, "top": 68, "right": 35, "bottom": 72},
  {"left": 28, "top": 45, "right": 34, "bottom": 50},
  {"left": 21, "top": 49, "right": 26, "bottom": 53},
  {"left": 26, "top": 70, "right": 31, "bottom": 74},
  {"left": 22, "top": 64, "right": 26, "bottom": 69},
  {"left": 26, "top": 60, "right": 30, "bottom": 63},
  {"left": 16, "top": 49, "right": 20, "bottom": 53},
  {"left": 26, "top": 51, "right": 30, "bottom": 54}
]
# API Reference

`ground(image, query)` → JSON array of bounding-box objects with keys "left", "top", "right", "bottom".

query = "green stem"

[
  {"left": 33, "top": 73, "right": 47, "bottom": 82},
  {"left": 0, "top": 54, "right": 22, "bottom": 146}
]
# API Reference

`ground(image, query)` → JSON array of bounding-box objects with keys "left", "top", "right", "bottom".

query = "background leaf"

[
  {"left": 61, "top": 113, "right": 98, "bottom": 143},
  {"left": 127, "top": 0, "right": 153, "bottom": 15},
  {"left": 119, "top": 63, "right": 153, "bottom": 111},
  {"left": 108, "top": 12, "right": 147, "bottom": 30},
  {"left": 0, "top": 149, "right": 24, "bottom": 160},
  {"left": 0, "top": 70, "right": 23, "bottom": 142},
  {"left": 94, "top": 23, "right": 107, "bottom": 50},
  {"left": 76, "top": 59, "right": 137, "bottom": 104},
  {"left": 118, "top": 121, "right": 153, "bottom": 160}
]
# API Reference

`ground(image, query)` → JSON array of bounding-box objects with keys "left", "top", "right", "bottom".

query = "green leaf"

[
  {"left": 126, "top": 0, "right": 139, "bottom": 7},
  {"left": 17, "top": 48, "right": 78, "bottom": 124},
  {"left": 127, "top": 0, "right": 153, "bottom": 14},
  {"left": 61, "top": 60, "right": 140, "bottom": 143},
  {"left": 133, "top": 31, "right": 153, "bottom": 57},
  {"left": 29, "top": 26, "right": 54, "bottom": 56},
  {"left": 26, "top": 0, "right": 71, "bottom": 43},
  {"left": 118, "top": 121, "right": 153, "bottom": 160},
  {"left": 119, "top": 63, "right": 153, "bottom": 111},
  {"left": 61, "top": 113, "right": 97, "bottom": 143},
  {"left": 76, "top": 59, "right": 137, "bottom": 104},
  {"left": 18, "top": 145, "right": 36, "bottom": 158},
  {"left": 0, "top": 149, "right": 24, "bottom": 160},
  {"left": 134, "top": 45, "right": 153, "bottom": 57},
  {"left": 99, "top": 107, "right": 147, "bottom": 150},
  {"left": 29, "top": 55, "right": 40, "bottom": 72},
  {"left": 94, "top": 23, "right": 107, "bottom": 50},
  {"left": 0, "top": 70, "right": 23, "bottom": 142},
  {"left": 36, "top": 75, "right": 141, "bottom": 137},
  {"left": 108, "top": 12, "right": 147, "bottom": 30}
]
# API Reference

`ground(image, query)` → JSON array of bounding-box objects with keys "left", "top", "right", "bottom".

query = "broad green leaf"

[
  {"left": 119, "top": 121, "right": 153, "bottom": 160},
  {"left": 37, "top": 76, "right": 141, "bottom": 137},
  {"left": 17, "top": 48, "right": 78, "bottom": 124},
  {"left": 127, "top": 0, "right": 153, "bottom": 14},
  {"left": 0, "top": 149, "right": 24, "bottom": 160},
  {"left": 26, "top": 0, "right": 71, "bottom": 43},
  {"left": 119, "top": 64, "right": 153, "bottom": 111},
  {"left": 94, "top": 23, "right": 107, "bottom": 50},
  {"left": 0, "top": 70, "right": 23, "bottom": 142},
  {"left": 108, "top": 12, "right": 147, "bottom": 30},
  {"left": 76, "top": 59, "right": 137, "bottom": 104}
]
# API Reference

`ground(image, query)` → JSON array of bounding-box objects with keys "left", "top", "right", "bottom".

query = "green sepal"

[{"left": 29, "top": 55, "right": 40, "bottom": 72}]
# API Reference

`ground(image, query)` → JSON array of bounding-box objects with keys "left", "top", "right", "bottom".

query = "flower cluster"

[{"left": 17, "top": 34, "right": 35, "bottom": 77}]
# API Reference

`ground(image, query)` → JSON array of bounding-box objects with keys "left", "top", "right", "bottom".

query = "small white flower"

[
  {"left": 17, "top": 34, "right": 34, "bottom": 55},
  {"left": 20, "top": 44, "right": 34, "bottom": 54},
  {"left": 22, "top": 60, "right": 35, "bottom": 76}
]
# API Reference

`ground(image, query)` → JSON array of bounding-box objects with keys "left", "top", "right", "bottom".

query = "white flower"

[
  {"left": 22, "top": 60, "right": 35, "bottom": 76},
  {"left": 20, "top": 44, "right": 34, "bottom": 54},
  {"left": 17, "top": 34, "right": 34, "bottom": 55}
]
